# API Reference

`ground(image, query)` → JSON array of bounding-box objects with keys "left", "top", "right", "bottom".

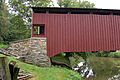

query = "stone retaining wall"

[
  {"left": 8, "top": 39, "right": 30, "bottom": 56},
  {"left": 25, "top": 37, "right": 51, "bottom": 67},
  {"left": 3, "top": 38, "right": 51, "bottom": 67}
]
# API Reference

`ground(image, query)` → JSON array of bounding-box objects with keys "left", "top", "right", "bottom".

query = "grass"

[
  {"left": 0, "top": 54, "right": 81, "bottom": 80},
  {"left": 0, "top": 43, "right": 8, "bottom": 49}
]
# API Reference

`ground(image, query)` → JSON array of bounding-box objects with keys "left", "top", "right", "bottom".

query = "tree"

[
  {"left": 8, "top": 0, "right": 53, "bottom": 27},
  {"left": 57, "top": 0, "right": 95, "bottom": 8},
  {"left": 7, "top": 14, "right": 31, "bottom": 41},
  {"left": 0, "top": 0, "right": 8, "bottom": 42},
  {"left": 6, "top": 0, "right": 53, "bottom": 41}
]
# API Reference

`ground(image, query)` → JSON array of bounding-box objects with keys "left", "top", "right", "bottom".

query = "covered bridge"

[{"left": 32, "top": 7, "right": 120, "bottom": 57}]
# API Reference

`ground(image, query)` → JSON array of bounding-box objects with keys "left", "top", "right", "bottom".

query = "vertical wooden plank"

[
  {"left": 13, "top": 67, "right": 20, "bottom": 80},
  {"left": 9, "top": 61, "right": 20, "bottom": 80},
  {"left": 0, "top": 57, "right": 11, "bottom": 80}
]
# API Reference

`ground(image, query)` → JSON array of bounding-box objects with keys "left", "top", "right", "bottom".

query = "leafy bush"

[
  {"left": 108, "top": 52, "right": 120, "bottom": 58},
  {"left": 0, "top": 43, "right": 8, "bottom": 49},
  {"left": 94, "top": 51, "right": 110, "bottom": 57}
]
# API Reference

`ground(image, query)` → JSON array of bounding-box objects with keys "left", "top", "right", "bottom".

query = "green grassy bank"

[
  {"left": 0, "top": 43, "right": 8, "bottom": 49},
  {"left": 0, "top": 54, "right": 81, "bottom": 80}
]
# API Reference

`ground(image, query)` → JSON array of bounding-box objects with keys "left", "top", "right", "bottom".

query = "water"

[
  {"left": 85, "top": 57, "right": 120, "bottom": 80},
  {"left": 72, "top": 62, "right": 94, "bottom": 78}
]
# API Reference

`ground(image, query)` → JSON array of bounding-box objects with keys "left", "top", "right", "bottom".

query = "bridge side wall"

[{"left": 33, "top": 13, "right": 120, "bottom": 57}]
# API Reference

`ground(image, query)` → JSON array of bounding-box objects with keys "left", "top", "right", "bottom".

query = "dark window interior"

[{"left": 39, "top": 25, "right": 45, "bottom": 34}]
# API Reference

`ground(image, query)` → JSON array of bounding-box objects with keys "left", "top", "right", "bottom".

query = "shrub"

[
  {"left": 109, "top": 52, "right": 120, "bottom": 58},
  {"left": 0, "top": 43, "right": 8, "bottom": 49}
]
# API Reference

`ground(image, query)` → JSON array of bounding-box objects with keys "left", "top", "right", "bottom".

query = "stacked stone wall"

[
  {"left": 1, "top": 38, "right": 51, "bottom": 67},
  {"left": 25, "top": 37, "right": 51, "bottom": 67},
  {"left": 8, "top": 39, "right": 30, "bottom": 56}
]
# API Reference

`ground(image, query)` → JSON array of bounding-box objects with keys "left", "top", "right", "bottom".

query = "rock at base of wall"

[{"left": 25, "top": 52, "right": 51, "bottom": 67}]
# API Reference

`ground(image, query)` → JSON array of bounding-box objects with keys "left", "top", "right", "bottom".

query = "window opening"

[{"left": 33, "top": 24, "right": 45, "bottom": 35}]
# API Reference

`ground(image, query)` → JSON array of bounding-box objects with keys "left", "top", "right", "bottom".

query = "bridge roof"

[{"left": 32, "top": 7, "right": 120, "bottom": 15}]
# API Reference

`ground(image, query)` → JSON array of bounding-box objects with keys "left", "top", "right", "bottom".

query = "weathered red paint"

[{"left": 32, "top": 7, "right": 120, "bottom": 57}]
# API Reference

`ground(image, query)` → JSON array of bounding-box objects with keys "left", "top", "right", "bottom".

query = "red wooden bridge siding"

[{"left": 32, "top": 8, "right": 120, "bottom": 57}]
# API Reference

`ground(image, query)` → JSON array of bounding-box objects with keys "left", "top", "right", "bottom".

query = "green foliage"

[
  {"left": 79, "top": 0, "right": 95, "bottom": 8},
  {"left": 6, "top": 0, "right": 53, "bottom": 42},
  {"left": 0, "top": 0, "right": 8, "bottom": 42},
  {"left": 8, "top": 0, "right": 53, "bottom": 26},
  {"left": 59, "top": 52, "right": 66, "bottom": 57},
  {"left": 7, "top": 15, "right": 31, "bottom": 41},
  {"left": 88, "top": 57, "right": 120, "bottom": 80},
  {"left": 51, "top": 54, "right": 71, "bottom": 66},
  {"left": 108, "top": 52, "right": 120, "bottom": 58},
  {"left": 0, "top": 43, "right": 8, "bottom": 49},
  {"left": 90, "top": 51, "right": 120, "bottom": 58},
  {"left": 57, "top": 0, "right": 95, "bottom": 8},
  {"left": 76, "top": 52, "right": 93, "bottom": 61},
  {"left": 32, "top": 0, "right": 53, "bottom": 7},
  {"left": 65, "top": 71, "right": 81, "bottom": 80},
  {"left": 94, "top": 51, "right": 110, "bottom": 57}
]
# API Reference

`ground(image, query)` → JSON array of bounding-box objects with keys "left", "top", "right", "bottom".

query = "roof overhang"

[{"left": 32, "top": 7, "right": 120, "bottom": 15}]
